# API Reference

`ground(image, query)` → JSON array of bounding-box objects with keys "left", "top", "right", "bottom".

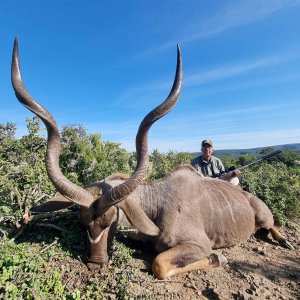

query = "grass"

[{"left": 0, "top": 210, "right": 152, "bottom": 299}]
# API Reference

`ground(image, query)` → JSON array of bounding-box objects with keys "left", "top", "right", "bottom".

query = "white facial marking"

[{"left": 87, "top": 230, "right": 105, "bottom": 244}]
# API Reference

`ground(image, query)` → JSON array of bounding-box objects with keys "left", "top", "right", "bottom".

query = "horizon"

[
  {"left": 193, "top": 142, "right": 300, "bottom": 153},
  {"left": 1, "top": 1, "right": 300, "bottom": 152}
]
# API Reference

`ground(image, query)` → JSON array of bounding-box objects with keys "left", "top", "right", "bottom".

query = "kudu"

[{"left": 12, "top": 38, "right": 293, "bottom": 280}]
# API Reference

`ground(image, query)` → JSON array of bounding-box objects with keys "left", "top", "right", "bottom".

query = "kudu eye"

[
  {"left": 102, "top": 207, "right": 117, "bottom": 224},
  {"left": 93, "top": 209, "right": 115, "bottom": 229}
]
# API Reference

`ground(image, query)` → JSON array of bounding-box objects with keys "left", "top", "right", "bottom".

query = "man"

[{"left": 191, "top": 139, "right": 241, "bottom": 186}]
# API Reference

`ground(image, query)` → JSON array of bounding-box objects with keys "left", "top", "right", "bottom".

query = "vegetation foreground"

[{"left": 1, "top": 119, "right": 299, "bottom": 299}]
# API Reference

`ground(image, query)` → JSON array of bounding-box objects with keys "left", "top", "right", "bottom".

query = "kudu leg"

[
  {"left": 248, "top": 195, "right": 294, "bottom": 250},
  {"left": 269, "top": 227, "right": 294, "bottom": 250},
  {"left": 152, "top": 243, "right": 227, "bottom": 279}
]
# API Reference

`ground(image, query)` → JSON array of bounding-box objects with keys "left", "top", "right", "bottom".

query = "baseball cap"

[{"left": 201, "top": 139, "right": 214, "bottom": 147}]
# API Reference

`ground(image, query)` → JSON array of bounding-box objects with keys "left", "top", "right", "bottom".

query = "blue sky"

[{"left": 1, "top": 0, "right": 300, "bottom": 152}]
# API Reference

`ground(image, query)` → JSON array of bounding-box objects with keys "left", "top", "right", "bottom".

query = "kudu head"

[{"left": 11, "top": 38, "right": 183, "bottom": 269}]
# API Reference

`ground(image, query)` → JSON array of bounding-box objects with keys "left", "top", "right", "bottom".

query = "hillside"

[{"left": 191, "top": 143, "right": 300, "bottom": 158}]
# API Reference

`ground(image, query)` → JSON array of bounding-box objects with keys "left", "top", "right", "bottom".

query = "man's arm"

[{"left": 216, "top": 158, "right": 241, "bottom": 181}]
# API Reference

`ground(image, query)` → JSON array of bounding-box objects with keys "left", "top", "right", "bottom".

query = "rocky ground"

[
  {"left": 119, "top": 223, "right": 300, "bottom": 299},
  {"left": 9, "top": 214, "right": 300, "bottom": 299}
]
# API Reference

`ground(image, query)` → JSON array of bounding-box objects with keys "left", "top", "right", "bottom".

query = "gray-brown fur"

[
  {"left": 106, "top": 166, "right": 292, "bottom": 278},
  {"left": 12, "top": 38, "right": 292, "bottom": 279},
  {"left": 111, "top": 164, "right": 272, "bottom": 251}
]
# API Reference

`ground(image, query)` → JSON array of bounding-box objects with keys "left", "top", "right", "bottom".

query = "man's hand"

[
  {"left": 219, "top": 169, "right": 242, "bottom": 181},
  {"left": 232, "top": 169, "right": 242, "bottom": 177}
]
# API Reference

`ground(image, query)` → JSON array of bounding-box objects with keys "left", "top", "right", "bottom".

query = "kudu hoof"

[
  {"left": 87, "top": 262, "right": 102, "bottom": 271},
  {"left": 209, "top": 253, "right": 228, "bottom": 267},
  {"left": 281, "top": 240, "right": 295, "bottom": 250},
  {"left": 86, "top": 256, "right": 108, "bottom": 271}
]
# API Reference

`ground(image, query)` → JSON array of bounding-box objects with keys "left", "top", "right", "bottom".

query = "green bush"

[
  {"left": 60, "top": 125, "right": 132, "bottom": 185},
  {"left": 0, "top": 118, "right": 55, "bottom": 217},
  {"left": 241, "top": 161, "right": 300, "bottom": 224},
  {"left": 148, "top": 149, "right": 192, "bottom": 180},
  {"left": 0, "top": 240, "right": 65, "bottom": 299},
  {"left": 0, "top": 236, "right": 140, "bottom": 299}
]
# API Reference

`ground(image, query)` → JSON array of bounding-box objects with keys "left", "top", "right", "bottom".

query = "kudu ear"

[
  {"left": 117, "top": 198, "right": 160, "bottom": 236},
  {"left": 30, "top": 195, "right": 73, "bottom": 213},
  {"left": 30, "top": 182, "right": 103, "bottom": 213}
]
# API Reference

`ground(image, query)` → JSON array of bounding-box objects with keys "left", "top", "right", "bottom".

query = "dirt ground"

[
  {"left": 16, "top": 215, "right": 300, "bottom": 299},
  {"left": 119, "top": 222, "right": 300, "bottom": 300}
]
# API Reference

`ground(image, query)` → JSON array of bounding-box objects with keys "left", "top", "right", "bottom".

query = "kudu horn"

[{"left": 11, "top": 37, "right": 182, "bottom": 211}]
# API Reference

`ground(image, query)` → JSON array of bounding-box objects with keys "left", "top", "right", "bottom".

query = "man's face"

[{"left": 201, "top": 144, "right": 214, "bottom": 158}]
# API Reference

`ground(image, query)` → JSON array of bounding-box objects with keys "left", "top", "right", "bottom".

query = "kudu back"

[{"left": 12, "top": 38, "right": 293, "bottom": 280}]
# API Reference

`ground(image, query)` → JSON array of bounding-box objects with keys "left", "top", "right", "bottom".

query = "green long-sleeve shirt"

[{"left": 191, "top": 155, "right": 225, "bottom": 177}]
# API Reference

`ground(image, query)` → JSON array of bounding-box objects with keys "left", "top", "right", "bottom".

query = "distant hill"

[{"left": 191, "top": 143, "right": 300, "bottom": 158}]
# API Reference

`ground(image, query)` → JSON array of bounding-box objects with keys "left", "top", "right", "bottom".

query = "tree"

[
  {"left": 60, "top": 125, "right": 132, "bottom": 185},
  {"left": 148, "top": 149, "right": 192, "bottom": 180},
  {"left": 0, "top": 117, "right": 55, "bottom": 215}
]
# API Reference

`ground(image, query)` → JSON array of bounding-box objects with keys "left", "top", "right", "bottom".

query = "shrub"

[
  {"left": 241, "top": 161, "right": 300, "bottom": 224},
  {"left": 0, "top": 118, "right": 55, "bottom": 217},
  {"left": 148, "top": 149, "right": 192, "bottom": 180}
]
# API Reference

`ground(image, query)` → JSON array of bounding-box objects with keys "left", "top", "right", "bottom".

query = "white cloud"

[
  {"left": 119, "top": 128, "right": 300, "bottom": 153},
  {"left": 185, "top": 53, "right": 299, "bottom": 87},
  {"left": 115, "top": 52, "right": 299, "bottom": 108},
  {"left": 135, "top": 0, "right": 300, "bottom": 58},
  {"left": 210, "top": 129, "right": 300, "bottom": 151},
  {"left": 187, "top": 73, "right": 300, "bottom": 97},
  {"left": 183, "top": 0, "right": 300, "bottom": 42}
]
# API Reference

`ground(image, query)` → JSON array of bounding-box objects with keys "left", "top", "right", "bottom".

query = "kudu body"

[{"left": 12, "top": 39, "right": 293, "bottom": 280}]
